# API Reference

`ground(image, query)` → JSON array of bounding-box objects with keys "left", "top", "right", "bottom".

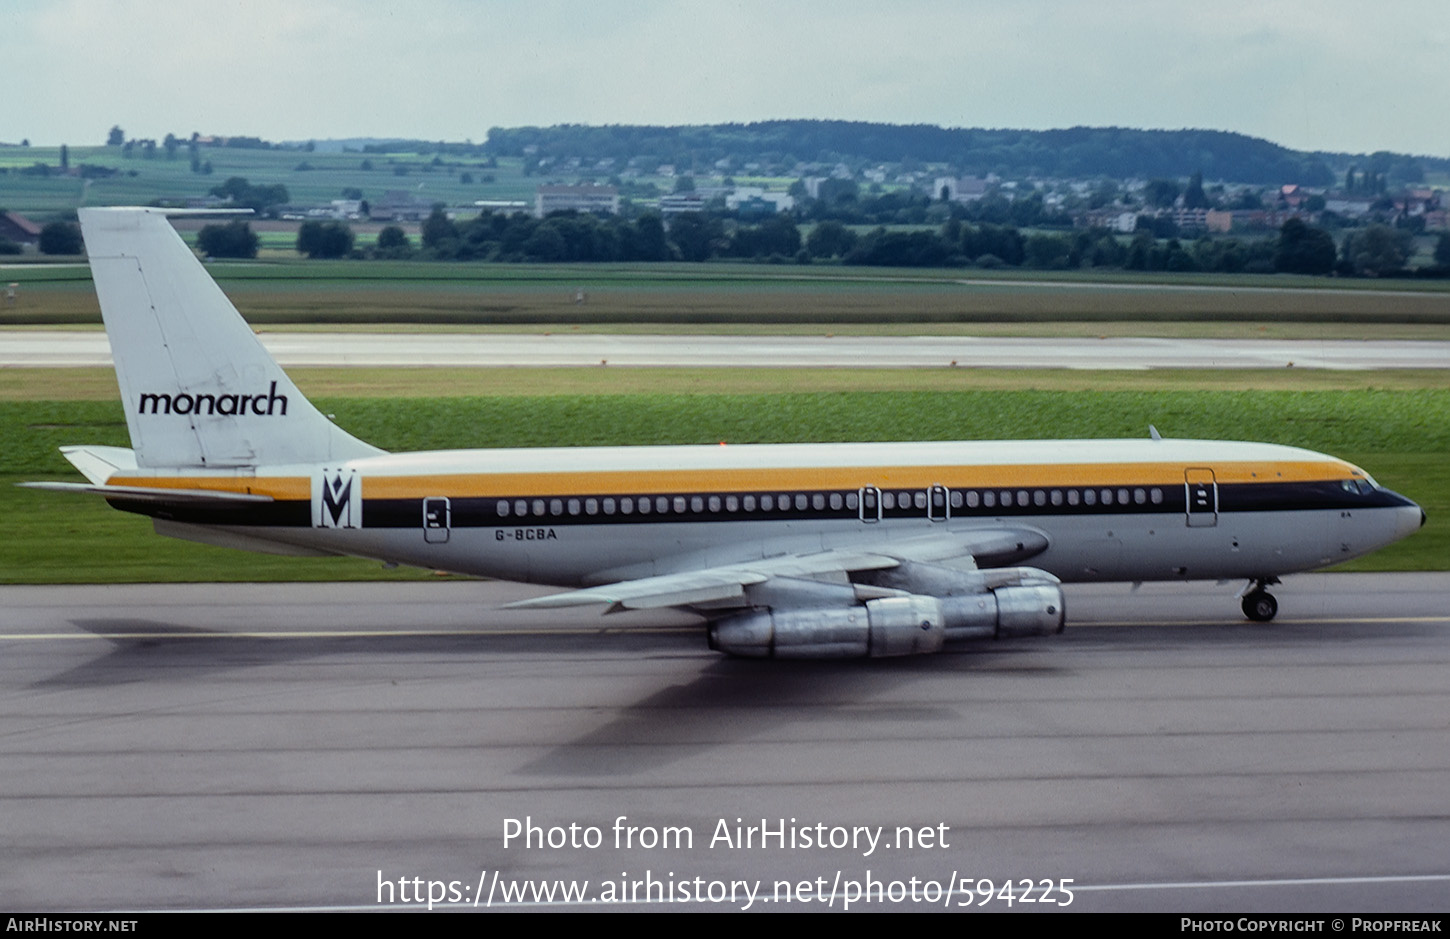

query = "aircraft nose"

[{"left": 1400, "top": 502, "right": 1426, "bottom": 539}]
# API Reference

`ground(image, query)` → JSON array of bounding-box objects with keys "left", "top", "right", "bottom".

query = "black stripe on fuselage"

[{"left": 106, "top": 480, "right": 1414, "bottom": 528}]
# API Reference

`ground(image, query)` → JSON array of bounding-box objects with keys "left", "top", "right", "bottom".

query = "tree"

[
  {"left": 209, "top": 177, "right": 288, "bottom": 213},
  {"left": 668, "top": 212, "right": 723, "bottom": 262},
  {"left": 59, "top": 144, "right": 69, "bottom": 170},
  {"left": 1023, "top": 233, "right": 1072, "bottom": 269},
  {"left": 632, "top": 213, "right": 669, "bottom": 261},
  {"left": 295, "top": 221, "right": 354, "bottom": 259},
  {"left": 1273, "top": 218, "right": 1336, "bottom": 275},
  {"left": 376, "top": 226, "right": 411, "bottom": 251},
  {"left": 1183, "top": 171, "right": 1210, "bottom": 209},
  {"left": 1143, "top": 179, "right": 1181, "bottom": 208},
  {"left": 39, "top": 221, "right": 84, "bottom": 255},
  {"left": 420, "top": 206, "right": 458, "bottom": 251},
  {"left": 106, "top": 125, "right": 124, "bottom": 146},
  {"left": 1435, "top": 232, "right": 1450, "bottom": 269},
  {"left": 805, "top": 220, "right": 857, "bottom": 259},
  {"left": 1341, "top": 224, "right": 1411, "bottom": 276},
  {"left": 195, "top": 221, "right": 259, "bottom": 259}
]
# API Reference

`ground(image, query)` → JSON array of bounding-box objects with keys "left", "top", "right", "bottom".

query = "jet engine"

[{"left": 708, "top": 581, "right": 1065, "bottom": 659}]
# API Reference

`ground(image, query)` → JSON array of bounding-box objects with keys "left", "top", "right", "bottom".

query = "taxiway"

[
  {"left": 2, "top": 574, "right": 1447, "bottom": 912},
  {"left": 6, "top": 331, "right": 1450, "bottom": 370}
]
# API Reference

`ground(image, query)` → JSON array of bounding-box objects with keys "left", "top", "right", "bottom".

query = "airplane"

[{"left": 22, "top": 207, "right": 1425, "bottom": 658}]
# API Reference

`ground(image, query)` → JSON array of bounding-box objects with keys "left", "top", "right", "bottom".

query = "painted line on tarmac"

[
  {"left": 1072, "top": 615, "right": 1450, "bottom": 628},
  {"left": 159, "top": 871, "right": 1450, "bottom": 912},
  {"left": 1072, "top": 871, "right": 1450, "bottom": 894},
  {"left": 0, "top": 625, "right": 698, "bottom": 642}
]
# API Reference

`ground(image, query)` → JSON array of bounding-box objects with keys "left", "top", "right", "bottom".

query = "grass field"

[
  {"left": 0, "top": 145, "right": 541, "bottom": 218},
  {"left": 4, "top": 368, "right": 1444, "bottom": 582},
  {"left": 4, "top": 257, "right": 1450, "bottom": 333},
  {"left": 3, "top": 253, "right": 1444, "bottom": 582}
]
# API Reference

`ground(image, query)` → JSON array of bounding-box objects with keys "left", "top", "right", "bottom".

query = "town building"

[{"left": 535, "top": 184, "right": 620, "bottom": 218}]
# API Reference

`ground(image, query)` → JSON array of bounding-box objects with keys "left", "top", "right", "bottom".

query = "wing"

[{"left": 505, "top": 527, "right": 1050, "bottom": 612}]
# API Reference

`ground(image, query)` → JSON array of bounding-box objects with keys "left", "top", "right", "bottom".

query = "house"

[
  {"left": 658, "top": 193, "right": 708, "bottom": 216},
  {"left": 0, "top": 211, "right": 42, "bottom": 247},
  {"left": 371, "top": 191, "right": 430, "bottom": 222},
  {"left": 535, "top": 184, "right": 620, "bottom": 218},
  {"left": 933, "top": 176, "right": 989, "bottom": 204},
  {"left": 724, "top": 187, "right": 794, "bottom": 214}
]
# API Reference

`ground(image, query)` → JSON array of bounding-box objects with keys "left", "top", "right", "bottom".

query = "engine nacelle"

[
  {"left": 940, "top": 584, "right": 1065, "bottom": 640},
  {"left": 709, "top": 595, "right": 946, "bottom": 659}
]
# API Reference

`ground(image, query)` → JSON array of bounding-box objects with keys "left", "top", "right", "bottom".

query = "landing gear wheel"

[{"left": 1242, "top": 591, "right": 1278, "bottom": 622}]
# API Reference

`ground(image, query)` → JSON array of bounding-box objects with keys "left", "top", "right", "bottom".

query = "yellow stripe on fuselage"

[{"left": 110, "top": 459, "right": 1360, "bottom": 501}]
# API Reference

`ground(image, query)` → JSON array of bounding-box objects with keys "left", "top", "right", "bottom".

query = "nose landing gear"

[{"left": 1240, "top": 577, "right": 1281, "bottom": 622}]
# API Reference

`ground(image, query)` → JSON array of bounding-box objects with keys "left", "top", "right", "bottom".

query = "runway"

[
  {"left": 3, "top": 573, "right": 1448, "bottom": 912},
  {"left": 6, "top": 330, "right": 1450, "bottom": 370}
]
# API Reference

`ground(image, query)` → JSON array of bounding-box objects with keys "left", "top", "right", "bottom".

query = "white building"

[{"left": 535, "top": 184, "right": 620, "bottom": 218}]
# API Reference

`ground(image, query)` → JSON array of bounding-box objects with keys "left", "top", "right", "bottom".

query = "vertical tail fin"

[{"left": 79, "top": 207, "right": 382, "bottom": 468}]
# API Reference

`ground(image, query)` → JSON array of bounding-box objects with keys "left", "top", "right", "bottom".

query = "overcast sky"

[{"left": 4, "top": 0, "right": 1447, "bottom": 157}]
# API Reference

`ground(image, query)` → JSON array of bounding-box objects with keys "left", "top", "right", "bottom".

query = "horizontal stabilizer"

[
  {"left": 59, "top": 445, "right": 137, "bottom": 485},
  {"left": 18, "top": 481, "right": 273, "bottom": 505}
]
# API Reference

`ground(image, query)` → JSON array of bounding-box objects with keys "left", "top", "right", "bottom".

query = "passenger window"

[
  {"left": 515, "top": 499, "right": 528, "bottom": 516},
  {"left": 725, "top": 495, "right": 738, "bottom": 512},
  {"left": 812, "top": 493, "right": 825, "bottom": 510},
  {"left": 1068, "top": 489, "right": 1080, "bottom": 505},
  {"left": 914, "top": 491, "right": 927, "bottom": 509},
  {"left": 1118, "top": 488, "right": 1130, "bottom": 505},
  {"left": 567, "top": 498, "right": 581, "bottom": 515},
  {"left": 673, "top": 496, "right": 686, "bottom": 513},
  {"left": 744, "top": 495, "right": 757, "bottom": 511},
  {"left": 1034, "top": 490, "right": 1046, "bottom": 506},
  {"left": 1100, "top": 489, "right": 1113, "bottom": 505},
  {"left": 1084, "top": 489, "right": 1096, "bottom": 506},
  {"left": 829, "top": 493, "right": 843, "bottom": 510},
  {"left": 690, "top": 496, "right": 703, "bottom": 512},
  {"left": 845, "top": 492, "right": 859, "bottom": 510},
  {"left": 708, "top": 496, "right": 721, "bottom": 512},
  {"left": 795, "top": 494, "right": 808, "bottom": 511},
  {"left": 950, "top": 491, "right": 963, "bottom": 508},
  {"left": 604, "top": 497, "right": 617, "bottom": 515},
  {"left": 657, "top": 496, "right": 670, "bottom": 513},
  {"left": 550, "top": 499, "right": 563, "bottom": 516},
  {"left": 532, "top": 499, "right": 546, "bottom": 516},
  {"left": 966, "top": 490, "right": 979, "bottom": 508},
  {"left": 636, "top": 497, "right": 650, "bottom": 515},
  {"left": 1150, "top": 488, "right": 1162, "bottom": 504},
  {"left": 1134, "top": 488, "right": 1146, "bottom": 505},
  {"left": 497, "top": 500, "right": 510, "bottom": 517},
  {"left": 1050, "top": 490, "right": 1062, "bottom": 506},
  {"left": 983, "top": 491, "right": 996, "bottom": 507},
  {"left": 761, "top": 494, "right": 774, "bottom": 511},
  {"left": 882, "top": 492, "right": 896, "bottom": 509},
  {"left": 585, "top": 498, "right": 598, "bottom": 515}
]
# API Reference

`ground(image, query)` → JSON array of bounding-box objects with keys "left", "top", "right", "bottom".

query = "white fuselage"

[{"left": 127, "top": 437, "right": 1423, "bottom": 588}]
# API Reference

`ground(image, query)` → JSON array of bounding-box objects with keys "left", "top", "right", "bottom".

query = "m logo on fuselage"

[{"left": 312, "top": 468, "right": 361, "bottom": 529}]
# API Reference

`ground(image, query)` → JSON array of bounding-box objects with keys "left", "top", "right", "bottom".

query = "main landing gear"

[{"left": 1240, "top": 577, "right": 1281, "bottom": 622}]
